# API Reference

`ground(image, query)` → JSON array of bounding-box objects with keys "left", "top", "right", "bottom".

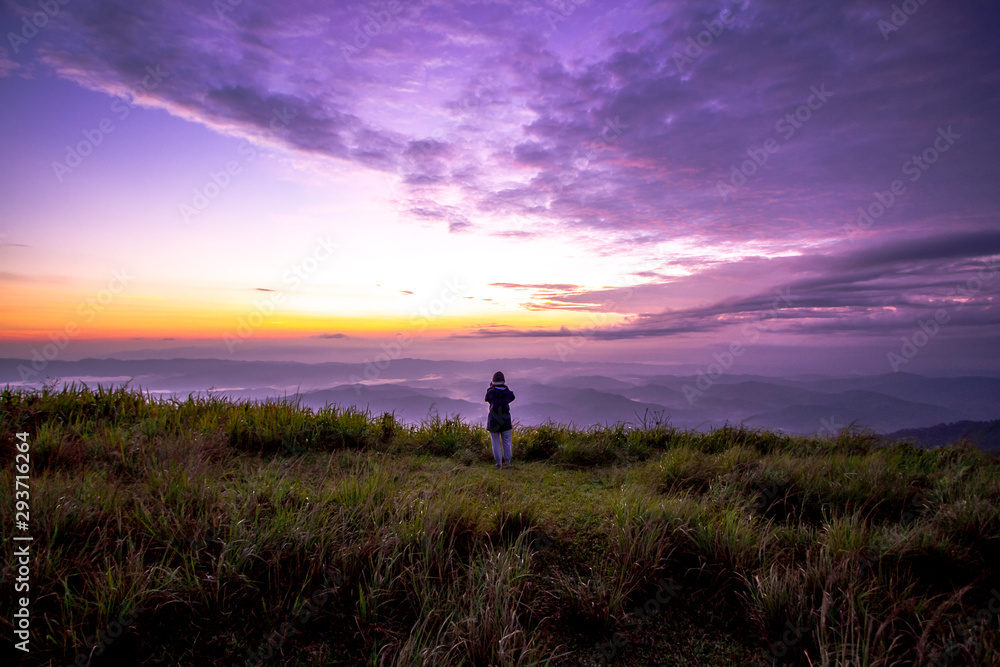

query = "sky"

[{"left": 0, "top": 0, "right": 998, "bottom": 376}]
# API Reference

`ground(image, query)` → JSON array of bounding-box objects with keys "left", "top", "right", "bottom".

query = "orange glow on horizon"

[{"left": 0, "top": 287, "right": 618, "bottom": 341}]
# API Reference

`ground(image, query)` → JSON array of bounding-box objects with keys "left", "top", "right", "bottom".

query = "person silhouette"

[{"left": 485, "top": 371, "right": 515, "bottom": 469}]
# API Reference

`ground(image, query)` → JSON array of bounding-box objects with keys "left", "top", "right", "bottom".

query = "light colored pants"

[{"left": 490, "top": 430, "right": 512, "bottom": 467}]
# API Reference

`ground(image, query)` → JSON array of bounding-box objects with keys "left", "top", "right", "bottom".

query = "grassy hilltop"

[{"left": 2, "top": 384, "right": 999, "bottom": 666}]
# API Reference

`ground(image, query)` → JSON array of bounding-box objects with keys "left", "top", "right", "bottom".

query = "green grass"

[{"left": 1, "top": 383, "right": 999, "bottom": 666}]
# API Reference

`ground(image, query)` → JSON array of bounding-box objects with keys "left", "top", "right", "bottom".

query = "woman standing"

[{"left": 485, "top": 371, "right": 515, "bottom": 469}]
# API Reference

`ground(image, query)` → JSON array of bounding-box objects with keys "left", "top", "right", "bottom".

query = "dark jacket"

[{"left": 485, "top": 384, "right": 516, "bottom": 433}]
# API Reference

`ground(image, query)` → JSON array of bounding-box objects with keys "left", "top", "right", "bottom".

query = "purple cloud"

[
  {"left": 8, "top": 0, "right": 996, "bottom": 245},
  {"left": 469, "top": 229, "right": 1000, "bottom": 340},
  {"left": 4, "top": 0, "right": 998, "bottom": 370}
]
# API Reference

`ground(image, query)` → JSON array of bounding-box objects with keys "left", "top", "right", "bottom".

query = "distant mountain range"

[
  {"left": 888, "top": 420, "right": 1000, "bottom": 451},
  {"left": 2, "top": 357, "right": 998, "bottom": 444}
]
